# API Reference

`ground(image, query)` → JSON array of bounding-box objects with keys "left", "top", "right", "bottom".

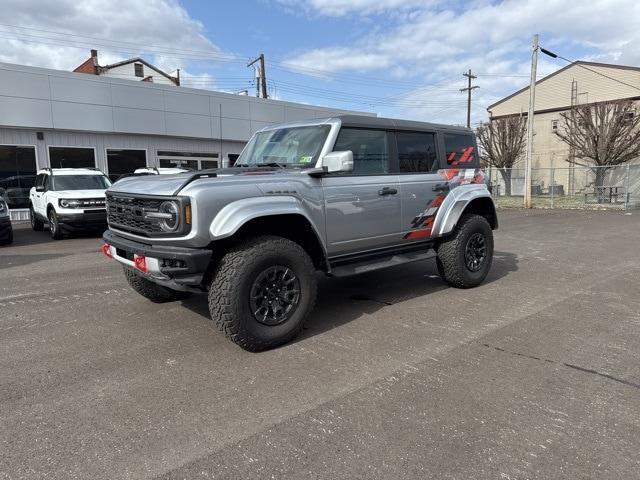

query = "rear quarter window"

[{"left": 443, "top": 133, "right": 477, "bottom": 167}]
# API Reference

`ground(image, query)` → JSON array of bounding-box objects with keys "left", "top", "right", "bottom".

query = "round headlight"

[{"left": 158, "top": 201, "right": 179, "bottom": 232}]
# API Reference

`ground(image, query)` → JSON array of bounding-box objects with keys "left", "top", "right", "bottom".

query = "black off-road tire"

[
  {"left": 208, "top": 235, "right": 317, "bottom": 352},
  {"left": 30, "top": 205, "right": 44, "bottom": 231},
  {"left": 48, "top": 208, "right": 63, "bottom": 240},
  {"left": 436, "top": 214, "right": 493, "bottom": 289},
  {"left": 123, "top": 267, "right": 191, "bottom": 303}
]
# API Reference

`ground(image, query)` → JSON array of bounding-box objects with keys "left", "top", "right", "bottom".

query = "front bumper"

[
  {"left": 0, "top": 216, "right": 12, "bottom": 240},
  {"left": 102, "top": 229, "right": 212, "bottom": 291},
  {"left": 58, "top": 209, "right": 107, "bottom": 231}
]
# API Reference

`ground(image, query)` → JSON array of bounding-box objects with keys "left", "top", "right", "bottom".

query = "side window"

[
  {"left": 42, "top": 175, "right": 50, "bottom": 191},
  {"left": 333, "top": 128, "right": 389, "bottom": 175},
  {"left": 35, "top": 174, "right": 45, "bottom": 189},
  {"left": 444, "top": 133, "right": 477, "bottom": 167},
  {"left": 397, "top": 132, "right": 438, "bottom": 173}
]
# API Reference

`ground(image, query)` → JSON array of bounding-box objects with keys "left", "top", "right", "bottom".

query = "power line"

[
  {"left": 0, "top": 24, "right": 435, "bottom": 88},
  {"left": 0, "top": 23, "right": 240, "bottom": 61}
]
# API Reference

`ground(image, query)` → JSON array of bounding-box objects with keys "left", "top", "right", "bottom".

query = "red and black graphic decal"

[
  {"left": 403, "top": 193, "right": 445, "bottom": 240},
  {"left": 447, "top": 146, "right": 476, "bottom": 166},
  {"left": 403, "top": 167, "right": 486, "bottom": 241}
]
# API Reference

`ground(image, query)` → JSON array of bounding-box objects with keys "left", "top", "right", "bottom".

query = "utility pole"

[
  {"left": 568, "top": 79, "right": 578, "bottom": 195},
  {"left": 524, "top": 34, "right": 539, "bottom": 208},
  {"left": 247, "top": 53, "right": 268, "bottom": 99},
  {"left": 460, "top": 69, "right": 479, "bottom": 128}
]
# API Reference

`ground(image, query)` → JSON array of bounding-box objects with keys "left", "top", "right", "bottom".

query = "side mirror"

[{"left": 322, "top": 151, "right": 353, "bottom": 173}]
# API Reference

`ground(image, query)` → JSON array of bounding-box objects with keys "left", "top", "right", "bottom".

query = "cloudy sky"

[{"left": 1, "top": 0, "right": 638, "bottom": 125}]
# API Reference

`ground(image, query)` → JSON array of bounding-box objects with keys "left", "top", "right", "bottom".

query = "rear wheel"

[
  {"left": 30, "top": 205, "right": 44, "bottom": 231},
  {"left": 0, "top": 229, "right": 12, "bottom": 246},
  {"left": 208, "top": 235, "right": 317, "bottom": 352},
  {"left": 123, "top": 267, "right": 191, "bottom": 303},
  {"left": 436, "top": 214, "right": 493, "bottom": 288}
]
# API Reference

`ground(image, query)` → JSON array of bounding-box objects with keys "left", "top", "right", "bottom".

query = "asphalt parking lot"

[{"left": 1, "top": 209, "right": 639, "bottom": 479}]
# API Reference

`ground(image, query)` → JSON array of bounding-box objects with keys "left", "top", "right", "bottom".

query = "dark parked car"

[{"left": 0, "top": 196, "right": 13, "bottom": 245}]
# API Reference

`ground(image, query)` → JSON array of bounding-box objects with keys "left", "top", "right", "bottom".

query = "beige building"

[{"left": 487, "top": 61, "right": 640, "bottom": 193}]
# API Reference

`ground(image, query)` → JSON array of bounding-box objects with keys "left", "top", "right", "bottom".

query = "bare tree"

[
  {"left": 556, "top": 99, "right": 640, "bottom": 195},
  {"left": 477, "top": 115, "right": 527, "bottom": 196}
]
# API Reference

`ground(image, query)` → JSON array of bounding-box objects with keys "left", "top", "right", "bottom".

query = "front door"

[
  {"left": 32, "top": 174, "right": 48, "bottom": 216},
  {"left": 396, "top": 131, "right": 445, "bottom": 241},
  {"left": 322, "top": 128, "right": 402, "bottom": 256}
]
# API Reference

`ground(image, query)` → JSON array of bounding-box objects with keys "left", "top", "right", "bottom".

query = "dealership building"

[{"left": 0, "top": 61, "right": 369, "bottom": 220}]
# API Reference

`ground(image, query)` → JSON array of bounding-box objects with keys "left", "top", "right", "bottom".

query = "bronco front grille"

[{"left": 106, "top": 193, "right": 164, "bottom": 236}]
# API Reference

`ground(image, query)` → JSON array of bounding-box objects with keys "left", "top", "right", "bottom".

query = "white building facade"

[{"left": 487, "top": 61, "right": 640, "bottom": 171}]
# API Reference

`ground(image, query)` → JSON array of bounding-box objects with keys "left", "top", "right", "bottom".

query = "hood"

[
  {"left": 108, "top": 167, "right": 300, "bottom": 197},
  {"left": 51, "top": 189, "right": 106, "bottom": 198}
]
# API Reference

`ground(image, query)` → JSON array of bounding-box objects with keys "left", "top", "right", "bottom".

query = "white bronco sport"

[{"left": 29, "top": 168, "right": 112, "bottom": 239}]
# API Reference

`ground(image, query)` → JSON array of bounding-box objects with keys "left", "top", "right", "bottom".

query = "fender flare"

[
  {"left": 209, "top": 195, "right": 326, "bottom": 251},
  {"left": 431, "top": 184, "right": 496, "bottom": 237}
]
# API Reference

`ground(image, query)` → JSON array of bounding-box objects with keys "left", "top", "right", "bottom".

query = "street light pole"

[{"left": 524, "top": 34, "right": 539, "bottom": 208}]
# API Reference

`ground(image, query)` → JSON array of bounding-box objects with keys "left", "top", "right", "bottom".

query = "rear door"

[
  {"left": 322, "top": 128, "right": 402, "bottom": 256},
  {"left": 396, "top": 130, "right": 445, "bottom": 241}
]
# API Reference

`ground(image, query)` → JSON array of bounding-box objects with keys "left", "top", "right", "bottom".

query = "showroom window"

[
  {"left": 228, "top": 154, "right": 240, "bottom": 167},
  {"left": 49, "top": 147, "right": 96, "bottom": 169},
  {"left": 106, "top": 149, "right": 147, "bottom": 181},
  {"left": 0, "top": 145, "right": 37, "bottom": 209},
  {"left": 157, "top": 151, "right": 218, "bottom": 170}
]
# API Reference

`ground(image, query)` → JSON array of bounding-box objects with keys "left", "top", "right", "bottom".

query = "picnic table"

[{"left": 584, "top": 186, "right": 629, "bottom": 203}]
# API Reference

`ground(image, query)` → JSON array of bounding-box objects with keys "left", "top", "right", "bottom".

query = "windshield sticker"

[{"left": 299, "top": 156, "right": 313, "bottom": 164}]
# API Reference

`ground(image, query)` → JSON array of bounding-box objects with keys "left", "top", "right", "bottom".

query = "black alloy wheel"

[
  {"left": 464, "top": 232, "right": 487, "bottom": 272},
  {"left": 249, "top": 265, "right": 301, "bottom": 326}
]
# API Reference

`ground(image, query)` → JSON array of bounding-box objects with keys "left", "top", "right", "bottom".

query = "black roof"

[{"left": 334, "top": 114, "right": 472, "bottom": 133}]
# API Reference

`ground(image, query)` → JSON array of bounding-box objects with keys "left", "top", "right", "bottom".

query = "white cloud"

[
  {"left": 0, "top": 0, "right": 224, "bottom": 74},
  {"left": 277, "top": 0, "right": 435, "bottom": 16},
  {"left": 279, "top": 0, "right": 640, "bottom": 123}
]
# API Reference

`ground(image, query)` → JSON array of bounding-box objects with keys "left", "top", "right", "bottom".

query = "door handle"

[
  {"left": 432, "top": 183, "right": 450, "bottom": 192},
  {"left": 378, "top": 187, "right": 398, "bottom": 196}
]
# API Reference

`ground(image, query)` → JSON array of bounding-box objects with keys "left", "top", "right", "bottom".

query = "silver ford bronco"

[{"left": 102, "top": 115, "right": 497, "bottom": 351}]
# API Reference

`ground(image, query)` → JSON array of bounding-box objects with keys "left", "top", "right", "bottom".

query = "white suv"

[{"left": 29, "top": 168, "right": 112, "bottom": 239}]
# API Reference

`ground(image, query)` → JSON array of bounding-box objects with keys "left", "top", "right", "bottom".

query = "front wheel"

[
  {"left": 30, "top": 205, "right": 44, "bottom": 231},
  {"left": 48, "top": 209, "right": 63, "bottom": 240},
  {"left": 208, "top": 235, "right": 317, "bottom": 352},
  {"left": 436, "top": 214, "right": 493, "bottom": 288}
]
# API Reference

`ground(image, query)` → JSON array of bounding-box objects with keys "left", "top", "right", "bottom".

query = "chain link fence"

[{"left": 486, "top": 164, "right": 640, "bottom": 210}]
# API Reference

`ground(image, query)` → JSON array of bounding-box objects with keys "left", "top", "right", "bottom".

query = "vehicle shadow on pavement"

[
  {"left": 8, "top": 224, "right": 105, "bottom": 247},
  {"left": 296, "top": 250, "right": 519, "bottom": 341},
  {"left": 179, "top": 251, "right": 518, "bottom": 344}
]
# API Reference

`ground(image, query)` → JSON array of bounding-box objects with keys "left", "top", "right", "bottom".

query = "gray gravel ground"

[{"left": 0, "top": 209, "right": 639, "bottom": 479}]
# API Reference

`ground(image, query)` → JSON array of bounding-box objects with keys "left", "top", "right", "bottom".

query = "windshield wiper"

[
  {"left": 258, "top": 162, "right": 287, "bottom": 169},
  {"left": 236, "top": 162, "right": 287, "bottom": 169}
]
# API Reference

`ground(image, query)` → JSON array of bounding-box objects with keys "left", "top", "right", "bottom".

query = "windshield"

[
  {"left": 236, "top": 125, "right": 330, "bottom": 167},
  {"left": 51, "top": 175, "right": 111, "bottom": 191}
]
